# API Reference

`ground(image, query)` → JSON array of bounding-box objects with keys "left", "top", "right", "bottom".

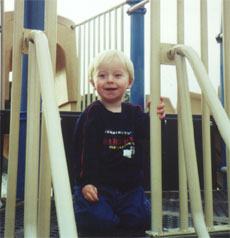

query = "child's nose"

[{"left": 108, "top": 75, "right": 114, "bottom": 82}]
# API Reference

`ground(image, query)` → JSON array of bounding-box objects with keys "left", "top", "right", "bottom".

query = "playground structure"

[{"left": 1, "top": 0, "right": 230, "bottom": 238}]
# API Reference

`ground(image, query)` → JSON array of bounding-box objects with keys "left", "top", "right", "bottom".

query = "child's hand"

[
  {"left": 82, "top": 184, "right": 99, "bottom": 202},
  {"left": 157, "top": 97, "right": 166, "bottom": 120},
  {"left": 146, "top": 97, "right": 166, "bottom": 120}
]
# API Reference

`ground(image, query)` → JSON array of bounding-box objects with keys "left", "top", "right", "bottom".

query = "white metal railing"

[
  {"left": 72, "top": 1, "right": 128, "bottom": 111},
  {"left": 4, "top": 30, "right": 78, "bottom": 237},
  {"left": 147, "top": 0, "right": 230, "bottom": 237}
]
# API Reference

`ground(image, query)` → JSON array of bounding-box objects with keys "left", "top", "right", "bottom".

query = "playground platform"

[{"left": 0, "top": 190, "right": 230, "bottom": 238}]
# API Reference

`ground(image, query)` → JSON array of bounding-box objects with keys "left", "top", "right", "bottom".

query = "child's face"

[{"left": 91, "top": 56, "right": 132, "bottom": 105}]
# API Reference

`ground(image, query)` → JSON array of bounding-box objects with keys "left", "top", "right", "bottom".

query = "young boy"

[{"left": 72, "top": 49, "right": 165, "bottom": 235}]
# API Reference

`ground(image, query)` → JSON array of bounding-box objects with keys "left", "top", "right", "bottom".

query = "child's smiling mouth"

[{"left": 104, "top": 88, "right": 117, "bottom": 91}]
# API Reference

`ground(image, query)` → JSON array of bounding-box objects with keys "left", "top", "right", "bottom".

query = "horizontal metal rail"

[
  {"left": 71, "top": 0, "right": 126, "bottom": 29},
  {"left": 127, "top": 0, "right": 149, "bottom": 14}
]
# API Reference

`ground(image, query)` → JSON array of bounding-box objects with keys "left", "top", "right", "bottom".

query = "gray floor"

[{"left": 0, "top": 190, "right": 230, "bottom": 237}]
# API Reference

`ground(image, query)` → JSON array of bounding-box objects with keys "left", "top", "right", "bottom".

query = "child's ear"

[
  {"left": 90, "top": 79, "right": 96, "bottom": 89},
  {"left": 127, "top": 79, "right": 133, "bottom": 89}
]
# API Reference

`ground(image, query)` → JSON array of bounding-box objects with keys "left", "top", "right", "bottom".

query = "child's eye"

[
  {"left": 115, "top": 73, "right": 122, "bottom": 78},
  {"left": 98, "top": 73, "right": 106, "bottom": 78}
]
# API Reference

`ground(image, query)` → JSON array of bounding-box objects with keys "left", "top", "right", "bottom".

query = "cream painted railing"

[
  {"left": 4, "top": 30, "right": 77, "bottom": 238},
  {"left": 148, "top": 0, "right": 230, "bottom": 237},
  {"left": 72, "top": 1, "right": 127, "bottom": 110}
]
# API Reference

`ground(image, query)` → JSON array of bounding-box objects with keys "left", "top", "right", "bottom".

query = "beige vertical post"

[
  {"left": 114, "top": 8, "right": 118, "bottom": 49},
  {"left": 200, "top": 0, "right": 213, "bottom": 228},
  {"left": 109, "top": 12, "right": 111, "bottom": 48},
  {"left": 103, "top": 14, "right": 106, "bottom": 49},
  {"left": 92, "top": 20, "right": 96, "bottom": 101},
  {"left": 177, "top": 0, "right": 188, "bottom": 231},
  {"left": 120, "top": 6, "right": 124, "bottom": 51},
  {"left": 83, "top": 24, "right": 86, "bottom": 109},
  {"left": 175, "top": 53, "right": 210, "bottom": 238},
  {"left": 98, "top": 16, "right": 101, "bottom": 52},
  {"left": 88, "top": 21, "right": 91, "bottom": 105},
  {"left": 4, "top": 0, "right": 24, "bottom": 237},
  {"left": 24, "top": 42, "right": 41, "bottom": 237},
  {"left": 149, "top": 0, "right": 162, "bottom": 234},
  {"left": 222, "top": 0, "right": 230, "bottom": 223},
  {"left": 77, "top": 26, "right": 82, "bottom": 111}
]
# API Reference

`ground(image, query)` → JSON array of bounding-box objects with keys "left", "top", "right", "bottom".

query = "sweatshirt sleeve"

[{"left": 72, "top": 106, "right": 103, "bottom": 188}]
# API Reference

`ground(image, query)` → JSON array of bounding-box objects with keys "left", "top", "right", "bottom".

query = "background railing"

[{"left": 72, "top": 1, "right": 128, "bottom": 111}]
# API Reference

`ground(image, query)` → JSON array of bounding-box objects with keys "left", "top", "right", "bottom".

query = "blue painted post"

[
  {"left": 127, "top": 0, "right": 146, "bottom": 110},
  {"left": 17, "top": 0, "right": 45, "bottom": 198}
]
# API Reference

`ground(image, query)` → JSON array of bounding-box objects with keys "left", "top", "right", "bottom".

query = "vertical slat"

[
  {"left": 24, "top": 41, "right": 40, "bottom": 237},
  {"left": 103, "top": 14, "right": 106, "bottom": 49},
  {"left": 149, "top": 0, "right": 162, "bottom": 234},
  {"left": 200, "top": 0, "right": 213, "bottom": 228},
  {"left": 177, "top": 0, "right": 188, "bottom": 231},
  {"left": 4, "top": 0, "right": 24, "bottom": 237},
  {"left": 77, "top": 26, "right": 82, "bottom": 111},
  {"left": 83, "top": 24, "right": 86, "bottom": 109},
  {"left": 114, "top": 8, "right": 118, "bottom": 49},
  {"left": 222, "top": 0, "right": 230, "bottom": 223},
  {"left": 92, "top": 20, "right": 96, "bottom": 101},
  {"left": 98, "top": 16, "right": 101, "bottom": 52},
  {"left": 109, "top": 11, "right": 112, "bottom": 48},
  {"left": 87, "top": 21, "right": 91, "bottom": 105},
  {"left": 120, "top": 6, "right": 124, "bottom": 51}
]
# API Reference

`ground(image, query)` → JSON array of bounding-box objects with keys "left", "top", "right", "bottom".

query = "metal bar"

[
  {"left": 37, "top": 117, "right": 52, "bottom": 238},
  {"left": 127, "top": 0, "right": 149, "bottom": 14},
  {"left": 87, "top": 21, "right": 91, "bottom": 105},
  {"left": 222, "top": 0, "right": 230, "bottom": 223},
  {"left": 83, "top": 24, "right": 86, "bottom": 109},
  {"left": 149, "top": 0, "right": 162, "bottom": 234},
  {"left": 28, "top": 30, "right": 77, "bottom": 237},
  {"left": 200, "top": 0, "right": 213, "bottom": 228},
  {"left": 109, "top": 11, "right": 111, "bottom": 48},
  {"left": 177, "top": 0, "right": 188, "bottom": 231},
  {"left": 115, "top": 8, "right": 118, "bottom": 49},
  {"left": 24, "top": 41, "right": 40, "bottom": 237},
  {"left": 103, "top": 13, "right": 106, "bottom": 50},
  {"left": 77, "top": 27, "right": 82, "bottom": 111},
  {"left": 175, "top": 53, "right": 210, "bottom": 238},
  {"left": 4, "top": 0, "right": 24, "bottom": 236},
  {"left": 120, "top": 6, "right": 124, "bottom": 51}
]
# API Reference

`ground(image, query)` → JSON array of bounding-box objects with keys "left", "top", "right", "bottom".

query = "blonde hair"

[{"left": 89, "top": 49, "right": 134, "bottom": 84}]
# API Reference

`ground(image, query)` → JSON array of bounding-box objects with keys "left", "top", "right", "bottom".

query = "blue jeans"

[{"left": 73, "top": 185, "right": 151, "bottom": 232}]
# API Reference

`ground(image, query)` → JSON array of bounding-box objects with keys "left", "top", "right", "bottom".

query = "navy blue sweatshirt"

[{"left": 72, "top": 101, "right": 150, "bottom": 191}]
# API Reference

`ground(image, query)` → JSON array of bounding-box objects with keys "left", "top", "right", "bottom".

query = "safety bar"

[
  {"left": 4, "top": 30, "right": 78, "bottom": 237},
  {"left": 27, "top": 30, "right": 77, "bottom": 237},
  {"left": 170, "top": 44, "right": 230, "bottom": 238}
]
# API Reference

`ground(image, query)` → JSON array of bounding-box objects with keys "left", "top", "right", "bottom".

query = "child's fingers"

[{"left": 82, "top": 185, "right": 99, "bottom": 202}]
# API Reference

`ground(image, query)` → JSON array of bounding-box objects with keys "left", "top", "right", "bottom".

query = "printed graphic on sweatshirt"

[{"left": 103, "top": 129, "right": 135, "bottom": 159}]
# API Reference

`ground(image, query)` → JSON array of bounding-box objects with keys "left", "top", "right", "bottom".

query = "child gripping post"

[{"left": 72, "top": 49, "right": 165, "bottom": 236}]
